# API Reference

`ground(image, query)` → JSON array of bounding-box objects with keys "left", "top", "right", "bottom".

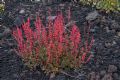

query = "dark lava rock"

[
  {"left": 102, "top": 73, "right": 113, "bottom": 80},
  {"left": 108, "top": 65, "right": 117, "bottom": 73},
  {"left": 113, "top": 73, "right": 119, "bottom": 80},
  {"left": 88, "top": 72, "right": 96, "bottom": 80},
  {"left": 0, "top": 33, "right": 3, "bottom": 39},
  {"left": 14, "top": 15, "right": 24, "bottom": 27},
  {"left": 54, "top": 74, "right": 66, "bottom": 80}
]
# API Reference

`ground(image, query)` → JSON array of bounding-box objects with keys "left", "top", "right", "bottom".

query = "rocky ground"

[{"left": 0, "top": 1, "right": 120, "bottom": 80}]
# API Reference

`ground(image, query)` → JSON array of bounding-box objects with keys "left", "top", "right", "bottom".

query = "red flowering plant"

[{"left": 12, "top": 13, "right": 94, "bottom": 76}]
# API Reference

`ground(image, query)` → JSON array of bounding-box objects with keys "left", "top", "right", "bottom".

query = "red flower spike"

[
  {"left": 34, "top": 17, "right": 42, "bottom": 35},
  {"left": 12, "top": 27, "right": 24, "bottom": 56},
  {"left": 48, "top": 20, "right": 53, "bottom": 41},
  {"left": 41, "top": 27, "right": 47, "bottom": 46},
  {"left": 81, "top": 52, "right": 87, "bottom": 63},
  {"left": 53, "top": 13, "right": 64, "bottom": 42},
  {"left": 70, "top": 25, "right": 81, "bottom": 58},
  {"left": 12, "top": 14, "right": 94, "bottom": 74},
  {"left": 85, "top": 54, "right": 93, "bottom": 63}
]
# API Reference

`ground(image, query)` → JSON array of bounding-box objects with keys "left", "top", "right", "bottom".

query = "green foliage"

[
  {"left": 0, "top": 4, "right": 5, "bottom": 13},
  {"left": 80, "top": 0, "right": 120, "bottom": 12}
]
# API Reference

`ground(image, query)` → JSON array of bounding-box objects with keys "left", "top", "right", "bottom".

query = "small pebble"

[
  {"left": 112, "top": 41, "right": 116, "bottom": 45},
  {"left": 100, "top": 70, "right": 106, "bottom": 76},
  {"left": 46, "top": 16, "right": 57, "bottom": 20},
  {"left": 90, "top": 29, "right": 96, "bottom": 33},
  {"left": 13, "top": 74, "right": 19, "bottom": 78},
  {"left": 19, "top": 9, "right": 25, "bottom": 14},
  {"left": 117, "top": 32, "right": 120, "bottom": 37}
]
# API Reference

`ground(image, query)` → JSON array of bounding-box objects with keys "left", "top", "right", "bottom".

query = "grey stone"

[
  {"left": 46, "top": 16, "right": 57, "bottom": 21},
  {"left": 100, "top": 70, "right": 106, "bottom": 76},
  {"left": 106, "top": 27, "right": 110, "bottom": 33},
  {"left": 102, "top": 73, "right": 113, "bottom": 80},
  {"left": 19, "top": 9, "right": 25, "bottom": 14},
  {"left": 90, "top": 29, "right": 96, "bottom": 32},
  {"left": 14, "top": 15, "right": 24, "bottom": 26},
  {"left": 113, "top": 73, "right": 119, "bottom": 80},
  {"left": 88, "top": 72, "right": 96, "bottom": 80},
  {"left": 34, "top": 0, "right": 41, "bottom": 2},
  {"left": 86, "top": 11, "right": 99, "bottom": 21},
  {"left": 108, "top": 65, "right": 117, "bottom": 73},
  {"left": 2, "top": 28, "right": 11, "bottom": 36},
  {"left": 112, "top": 41, "right": 116, "bottom": 45},
  {"left": 13, "top": 74, "right": 19, "bottom": 78},
  {"left": 117, "top": 32, "right": 120, "bottom": 37}
]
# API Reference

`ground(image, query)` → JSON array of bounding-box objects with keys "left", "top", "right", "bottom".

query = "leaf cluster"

[
  {"left": 79, "top": 0, "right": 120, "bottom": 12},
  {"left": 0, "top": 4, "right": 4, "bottom": 13}
]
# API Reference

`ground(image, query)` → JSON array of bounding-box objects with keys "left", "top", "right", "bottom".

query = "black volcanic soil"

[{"left": 0, "top": 1, "right": 120, "bottom": 80}]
